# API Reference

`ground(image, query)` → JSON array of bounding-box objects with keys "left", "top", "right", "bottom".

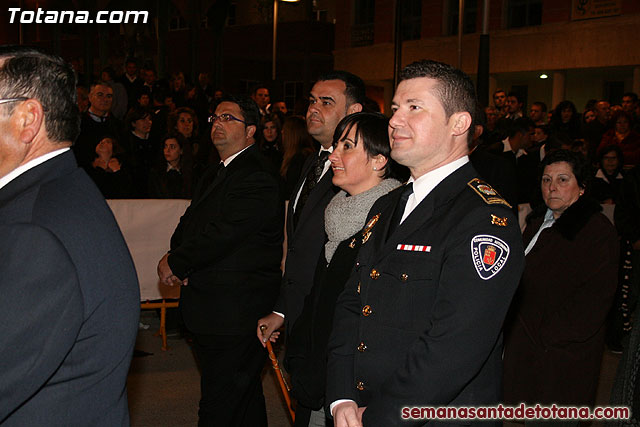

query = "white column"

[{"left": 551, "top": 71, "right": 566, "bottom": 110}]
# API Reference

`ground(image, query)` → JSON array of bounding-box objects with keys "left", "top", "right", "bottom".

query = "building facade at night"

[
  {"left": 1, "top": 0, "right": 638, "bottom": 114},
  {"left": 333, "top": 0, "right": 640, "bottom": 113}
]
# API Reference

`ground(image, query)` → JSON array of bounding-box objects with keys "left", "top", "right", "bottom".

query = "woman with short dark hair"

[
  {"left": 283, "top": 112, "right": 404, "bottom": 427},
  {"left": 503, "top": 149, "right": 619, "bottom": 408}
]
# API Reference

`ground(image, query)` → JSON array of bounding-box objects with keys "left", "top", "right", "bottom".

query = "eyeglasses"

[
  {"left": 0, "top": 97, "right": 28, "bottom": 105},
  {"left": 208, "top": 113, "right": 246, "bottom": 124}
]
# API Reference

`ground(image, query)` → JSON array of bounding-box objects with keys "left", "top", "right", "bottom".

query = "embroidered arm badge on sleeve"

[
  {"left": 467, "top": 178, "right": 511, "bottom": 208},
  {"left": 471, "top": 235, "right": 510, "bottom": 280}
]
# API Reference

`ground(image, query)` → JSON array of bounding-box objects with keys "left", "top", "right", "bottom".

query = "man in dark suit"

[
  {"left": 256, "top": 71, "right": 365, "bottom": 342},
  {"left": 0, "top": 46, "right": 139, "bottom": 426},
  {"left": 157, "top": 95, "right": 284, "bottom": 426},
  {"left": 327, "top": 60, "right": 525, "bottom": 427}
]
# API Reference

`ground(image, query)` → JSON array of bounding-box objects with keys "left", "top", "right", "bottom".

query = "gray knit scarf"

[{"left": 324, "top": 178, "right": 401, "bottom": 262}]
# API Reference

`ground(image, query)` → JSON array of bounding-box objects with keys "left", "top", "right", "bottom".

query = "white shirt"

[
  {"left": 524, "top": 208, "right": 555, "bottom": 256},
  {"left": 400, "top": 156, "right": 469, "bottom": 223},
  {"left": 0, "top": 148, "right": 70, "bottom": 191},
  {"left": 292, "top": 146, "right": 333, "bottom": 211},
  {"left": 222, "top": 143, "right": 254, "bottom": 167}
]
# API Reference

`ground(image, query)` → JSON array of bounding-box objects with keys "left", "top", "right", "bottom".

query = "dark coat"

[
  {"left": 148, "top": 164, "right": 192, "bottom": 199},
  {"left": 0, "top": 151, "right": 140, "bottom": 426},
  {"left": 168, "top": 144, "right": 284, "bottom": 335},
  {"left": 327, "top": 163, "right": 525, "bottom": 426},
  {"left": 273, "top": 152, "right": 338, "bottom": 334},
  {"left": 73, "top": 112, "right": 125, "bottom": 169},
  {"left": 87, "top": 158, "right": 135, "bottom": 199},
  {"left": 286, "top": 231, "right": 362, "bottom": 411},
  {"left": 503, "top": 196, "right": 619, "bottom": 406}
]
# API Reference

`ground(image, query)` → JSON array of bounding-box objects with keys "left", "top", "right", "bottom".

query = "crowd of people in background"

[
  {"left": 72, "top": 59, "right": 640, "bottom": 211},
  {"left": 72, "top": 57, "right": 321, "bottom": 203}
]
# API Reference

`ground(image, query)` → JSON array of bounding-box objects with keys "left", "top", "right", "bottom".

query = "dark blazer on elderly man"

[{"left": 0, "top": 150, "right": 140, "bottom": 426}]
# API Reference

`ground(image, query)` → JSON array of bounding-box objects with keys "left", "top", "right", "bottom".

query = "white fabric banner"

[{"left": 107, "top": 199, "right": 190, "bottom": 301}]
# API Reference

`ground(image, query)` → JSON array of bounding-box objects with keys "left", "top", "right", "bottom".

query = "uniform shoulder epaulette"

[{"left": 467, "top": 178, "right": 512, "bottom": 208}]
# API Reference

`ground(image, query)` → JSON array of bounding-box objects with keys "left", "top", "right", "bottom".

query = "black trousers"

[{"left": 192, "top": 333, "right": 268, "bottom": 427}]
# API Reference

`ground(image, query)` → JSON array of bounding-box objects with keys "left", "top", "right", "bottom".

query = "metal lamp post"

[{"left": 273, "top": 0, "right": 300, "bottom": 81}]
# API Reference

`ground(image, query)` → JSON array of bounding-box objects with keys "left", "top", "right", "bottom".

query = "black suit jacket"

[
  {"left": 273, "top": 152, "right": 338, "bottom": 333},
  {"left": 327, "top": 163, "right": 525, "bottom": 426},
  {"left": 0, "top": 151, "right": 140, "bottom": 426},
  {"left": 168, "top": 144, "right": 284, "bottom": 336}
]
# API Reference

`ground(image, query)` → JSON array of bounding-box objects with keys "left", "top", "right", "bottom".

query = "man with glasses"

[
  {"left": 0, "top": 46, "right": 140, "bottom": 425},
  {"left": 157, "top": 95, "right": 284, "bottom": 426}
]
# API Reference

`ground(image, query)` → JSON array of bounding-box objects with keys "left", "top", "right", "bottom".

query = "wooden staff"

[{"left": 261, "top": 325, "right": 295, "bottom": 422}]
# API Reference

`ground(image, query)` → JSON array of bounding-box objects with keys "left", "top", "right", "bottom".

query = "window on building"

[
  {"left": 169, "top": 3, "right": 189, "bottom": 31},
  {"left": 401, "top": 0, "right": 422, "bottom": 41},
  {"left": 447, "top": 0, "right": 477, "bottom": 35},
  {"left": 284, "top": 81, "right": 304, "bottom": 112},
  {"left": 227, "top": 2, "right": 237, "bottom": 26},
  {"left": 351, "top": 0, "right": 375, "bottom": 47},
  {"left": 314, "top": 9, "right": 329, "bottom": 22},
  {"left": 507, "top": 0, "right": 542, "bottom": 28}
]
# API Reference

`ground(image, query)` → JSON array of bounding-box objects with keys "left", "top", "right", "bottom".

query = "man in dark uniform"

[{"left": 327, "top": 60, "right": 525, "bottom": 427}]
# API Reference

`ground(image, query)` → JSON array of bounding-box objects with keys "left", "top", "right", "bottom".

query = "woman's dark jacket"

[
  {"left": 87, "top": 158, "right": 134, "bottom": 199},
  {"left": 285, "top": 230, "right": 363, "bottom": 425},
  {"left": 148, "top": 163, "right": 192, "bottom": 199},
  {"left": 503, "top": 196, "right": 619, "bottom": 406}
]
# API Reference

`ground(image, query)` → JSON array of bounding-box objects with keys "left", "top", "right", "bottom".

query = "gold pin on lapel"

[
  {"left": 361, "top": 213, "right": 380, "bottom": 244},
  {"left": 491, "top": 214, "right": 508, "bottom": 227}
]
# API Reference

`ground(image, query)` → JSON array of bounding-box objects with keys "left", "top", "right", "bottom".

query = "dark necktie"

[
  {"left": 216, "top": 161, "right": 226, "bottom": 178},
  {"left": 387, "top": 183, "right": 414, "bottom": 240},
  {"left": 293, "top": 150, "right": 330, "bottom": 226}
]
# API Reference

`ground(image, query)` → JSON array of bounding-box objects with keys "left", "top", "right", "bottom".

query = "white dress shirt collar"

[
  {"left": 0, "top": 148, "right": 70, "bottom": 190},
  {"left": 401, "top": 156, "right": 469, "bottom": 223},
  {"left": 222, "top": 143, "right": 254, "bottom": 167}
]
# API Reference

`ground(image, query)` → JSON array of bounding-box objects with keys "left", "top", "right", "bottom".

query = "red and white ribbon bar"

[{"left": 397, "top": 244, "right": 431, "bottom": 252}]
